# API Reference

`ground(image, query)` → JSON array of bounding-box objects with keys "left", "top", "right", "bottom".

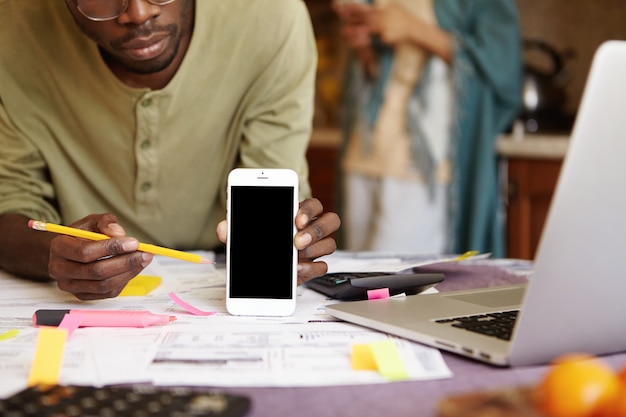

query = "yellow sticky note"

[
  {"left": 0, "top": 329, "right": 20, "bottom": 341},
  {"left": 351, "top": 344, "right": 378, "bottom": 370},
  {"left": 28, "top": 327, "right": 68, "bottom": 386},
  {"left": 453, "top": 250, "right": 479, "bottom": 261},
  {"left": 119, "top": 275, "right": 162, "bottom": 296},
  {"left": 369, "top": 340, "right": 410, "bottom": 381}
]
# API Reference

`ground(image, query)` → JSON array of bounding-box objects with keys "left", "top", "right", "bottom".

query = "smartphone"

[{"left": 226, "top": 168, "right": 299, "bottom": 316}]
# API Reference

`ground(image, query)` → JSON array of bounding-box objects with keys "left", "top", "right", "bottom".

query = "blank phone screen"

[{"left": 229, "top": 186, "right": 295, "bottom": 299}]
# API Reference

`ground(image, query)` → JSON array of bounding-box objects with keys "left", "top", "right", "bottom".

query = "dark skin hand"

[
  {"left": 217, "top": 198, "right": 340, "bottom": 285},
  {"left": 3, "top": 198, "right": 339, "bottom": 300},
  {"left": 48, "top": 213, "right": 153, "bottom": 300}
]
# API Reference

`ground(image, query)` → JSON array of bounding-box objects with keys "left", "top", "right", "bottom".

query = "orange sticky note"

[
  {"left": 351, "top": 344, "right": 378, "bottom": 370},
  {"left": 370, "top": 340, "right": 410, "bottom": 381},
  {"left": 119, "top": 275, "right": 162, "bottom": 296},
  {"left": 27, "top": 327, "right": 68, "bottom": 386}
]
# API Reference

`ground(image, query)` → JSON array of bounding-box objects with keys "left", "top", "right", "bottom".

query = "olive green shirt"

[{"left": 0, "top": 0, "right": 315, "bottom": 250}]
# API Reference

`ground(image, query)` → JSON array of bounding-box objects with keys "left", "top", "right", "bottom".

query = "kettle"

[{"left": 521, "top": 39, "right": 574, "bottom": 133}]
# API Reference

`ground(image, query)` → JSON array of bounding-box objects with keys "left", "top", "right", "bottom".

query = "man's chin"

[
  {"left": 117, "top": 47, "right": 178, "bottom": 75},
  {"left": 123, "top": 58, "right": 175, "bottom": 75}
]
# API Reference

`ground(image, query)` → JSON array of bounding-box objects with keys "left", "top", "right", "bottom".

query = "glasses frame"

[{"left": 74, "top": 0, "right": 178, "bottom": 22}]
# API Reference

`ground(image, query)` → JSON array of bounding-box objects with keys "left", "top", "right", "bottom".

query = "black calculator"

[
  {"left": 0, "top": 385, "right": 251, "bottom": 417},
  {"left": 305, "top": 272, "right": 444, "bottom": 300}
]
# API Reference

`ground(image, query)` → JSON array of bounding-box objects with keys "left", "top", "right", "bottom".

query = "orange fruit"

[
  {"left": 597, "top": 367, "right": 626, "bottom": 417},
  {"left": 618, "top": 364, "right": 626, "bottom": 384},
  {"left": 533, "top": 354, "right": 620, "bottom": 417},
  {"left": 594, "top": 382, "right": 626, "bottom": 417}
]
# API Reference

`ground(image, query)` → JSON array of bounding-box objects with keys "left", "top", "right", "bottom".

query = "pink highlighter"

[{"left": 32, "top": 309, "right": 176, "bottom": 328}]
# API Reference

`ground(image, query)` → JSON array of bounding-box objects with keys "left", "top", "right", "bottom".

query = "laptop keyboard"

[{"left": 435, "top": 310, "right": 519, "bottom": 341}]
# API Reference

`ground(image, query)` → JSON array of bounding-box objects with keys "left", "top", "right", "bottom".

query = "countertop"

[
  {"left": 309, "top": 128, "right": 571, "bottom": 160},
  {"left": 496, "top": 133, "right": 570, "bottom": 160},
  {"left": 310, "top": 127, "right": 341, "bottom": 148}
]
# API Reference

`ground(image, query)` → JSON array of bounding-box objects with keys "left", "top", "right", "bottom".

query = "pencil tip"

[
  {"left": 169, "top": 316, "right": 177, "bottom": 322},
  {"left": 199, "top": 258, "right": 214, "bottom": 264}
]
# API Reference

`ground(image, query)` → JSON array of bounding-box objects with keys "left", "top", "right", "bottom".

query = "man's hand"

[
  {"left": 47, "top": 213, "right": 153, "bottom": 300},
  {"left": 293, "top": 198, "right": 341, "bottom": 283},
  {"left": 216, "top": 198, "right": 341, "bottom": 284}
]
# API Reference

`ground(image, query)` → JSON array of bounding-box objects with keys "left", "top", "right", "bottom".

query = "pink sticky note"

[
  {"left": 58, "top": 313, "right": 84, "bottom": 337},
  {"left": 367, "top": 288, "right": 390, "bottom": 300},
  {"left": 168, "top": 292, "right": 216, "bottom": 316}
]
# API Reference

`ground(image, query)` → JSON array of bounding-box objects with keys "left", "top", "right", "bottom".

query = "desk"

[
  {"left": 234, "top": 350, "right": 626, "bottom": 417},
  {"left": 2, "top": 261, "right": 626, "bottom": 417},
  {"left": 224, "top": 262, "right": 626, "bottom": 417}
]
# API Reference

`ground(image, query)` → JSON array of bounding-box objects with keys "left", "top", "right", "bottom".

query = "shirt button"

[
  {"left": 141, "top": 98, "right": 153, "bottom": 107},
  {"left": 141, "top": 182, "right": 152, "bottom": 192},
  {"left": 140, "top": 140, "right": 151, "bottom": 150}
]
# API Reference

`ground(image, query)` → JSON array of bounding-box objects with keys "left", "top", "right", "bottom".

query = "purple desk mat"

[{"left": 218, "top": 262, "right": 626, "bottom": 417}]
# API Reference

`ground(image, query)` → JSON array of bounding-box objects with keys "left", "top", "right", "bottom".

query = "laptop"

[{"left": 326, "top": 40, "right": 626, "bottom": 367}]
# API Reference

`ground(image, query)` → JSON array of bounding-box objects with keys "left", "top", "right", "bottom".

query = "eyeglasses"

[{"left": 73, "top": 0, "right": 178, "bottom": 21}]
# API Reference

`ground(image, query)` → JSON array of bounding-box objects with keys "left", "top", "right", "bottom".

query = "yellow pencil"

[{"left": 28, "top": 220, "right": 213, "bottom": 264}]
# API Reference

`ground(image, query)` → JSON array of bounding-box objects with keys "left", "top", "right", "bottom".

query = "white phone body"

[{"left": 225, "top": 168, "right": 299, "bottom": 316}]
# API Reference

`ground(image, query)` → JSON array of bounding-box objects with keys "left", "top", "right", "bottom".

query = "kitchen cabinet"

[
  {"left": 307, "top": 131, "right": 570, "bottom": 259},
  {"left": 497, "top": 135, "right": 569, "bottom": 260},
  {"left": 306, "top": 128, "right": 341, "bottom": 214}
]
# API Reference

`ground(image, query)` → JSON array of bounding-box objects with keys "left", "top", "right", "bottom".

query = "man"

[{"left": 0, "top": 0, "right": 340, "bottom": 300}]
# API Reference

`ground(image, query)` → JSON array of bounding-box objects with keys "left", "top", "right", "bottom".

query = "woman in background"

[{"left": 334, "top": 0, "right": 523, "bottom": 256}]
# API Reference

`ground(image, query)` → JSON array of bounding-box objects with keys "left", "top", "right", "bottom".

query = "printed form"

[{"left": 0, "top": 252, "right": 452, "bottom": 399}]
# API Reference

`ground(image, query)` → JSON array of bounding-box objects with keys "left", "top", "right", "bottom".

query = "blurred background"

[{"left": 303, "top": 0, "right": 626, "bottom": 259}]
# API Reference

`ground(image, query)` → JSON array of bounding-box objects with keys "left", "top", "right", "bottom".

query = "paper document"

[
  {"left": 319, "top": 250, "right": 490, "bottom": 273},
  {"left": 0, "top": 252, "right": 452, "bottom": 399}
]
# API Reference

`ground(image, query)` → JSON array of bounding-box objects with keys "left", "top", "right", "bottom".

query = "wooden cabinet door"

[{"left": 505, "top": 158, "right": 562, "bottom": 260}]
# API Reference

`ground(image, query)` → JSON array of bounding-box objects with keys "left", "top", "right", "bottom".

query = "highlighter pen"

[
  {"left": 28, "top": 220, "right": 213, "bottom": 264},
  {"left": 32, "top": 309, "right": 177, "bottom": 328}
]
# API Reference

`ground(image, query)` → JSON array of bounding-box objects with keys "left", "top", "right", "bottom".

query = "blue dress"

[{"left": 339, "top": 0, "right": 523, "bottom": 256}]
